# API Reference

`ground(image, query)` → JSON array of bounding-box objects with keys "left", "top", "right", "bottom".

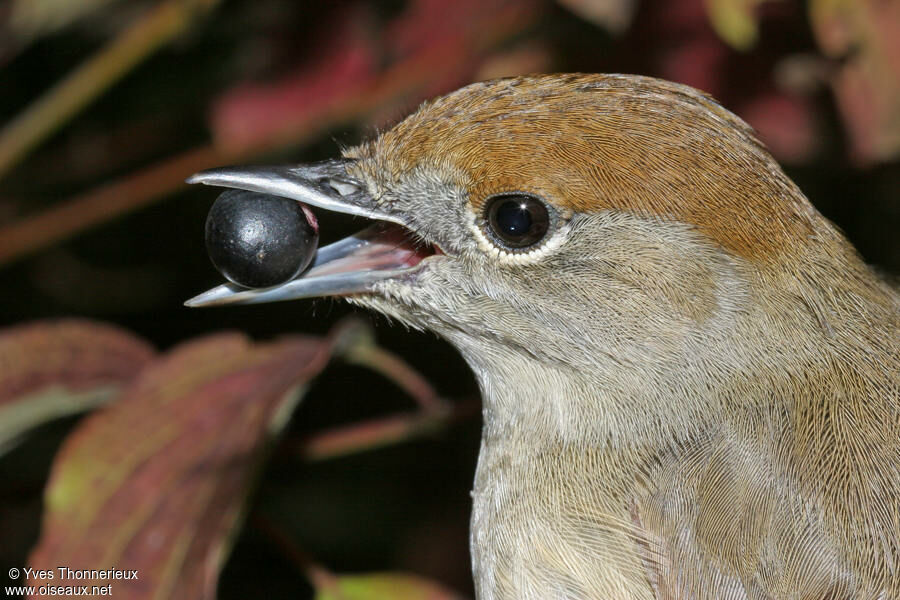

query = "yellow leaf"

[
  {"left": 314, "top": 572, "right": 465, "bottom": 600},
  {"left": 705, "top": 0, "right": 768, "bottom": 50}
]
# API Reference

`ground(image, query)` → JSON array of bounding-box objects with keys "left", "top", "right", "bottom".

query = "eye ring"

[{"left": 482, "top": 192, "right": 554, "bottom": 251}]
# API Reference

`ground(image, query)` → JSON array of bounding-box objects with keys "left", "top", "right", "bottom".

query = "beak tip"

[
  {"left": 183, "top": 283, "right": 252, "bottom": 307},
  {"left": 185, "top": 171, "right": 212, "bottom": 185},
  {"left": 184, "top": 288, "right": 224, "bottom": 307}
]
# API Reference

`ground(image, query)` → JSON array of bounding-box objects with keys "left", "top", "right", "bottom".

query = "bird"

[{"left": 185, "top": 73, "right": 900, "bottom": 599}]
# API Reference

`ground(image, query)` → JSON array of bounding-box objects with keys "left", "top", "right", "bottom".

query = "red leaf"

[
  {"left": 0, "top": 319, "right": 155, "bottom": 452},
  {"left": 210, "top": 7, "right": 377, "bottom": 154},
  {"left": 739, "top": 92, "right": 819, "bottom": 163},
  {"left": 27, "top": 332, "right": 332, "bottom": 600},
  {"left": 209, "top": 0, "right": 543, "bottom": 154},
  {"left": 810, "top": 0, "right": 900, "bottom": 164}
]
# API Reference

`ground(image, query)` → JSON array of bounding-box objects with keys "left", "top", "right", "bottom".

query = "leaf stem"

[{"left": 0, "top": 0, "right": 219, "bottom": 180}]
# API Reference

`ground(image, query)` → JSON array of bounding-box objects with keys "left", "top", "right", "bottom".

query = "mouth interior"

[
  {"left": 380, "top": 223, "right": 442, "bottom": 266},
  {"left": 311, "top": 222, "right": 439, "bottom": 278}
]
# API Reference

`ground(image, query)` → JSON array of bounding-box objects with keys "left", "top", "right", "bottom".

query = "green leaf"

[
  {"left": 0, "top": 319, "right": 155, "bottom": 454},
  {"left": 27, "top": 332, "right": 332, "bottom": 600},
  {"left": 314, "top": 572, "right": 466, "bottom": 600}
]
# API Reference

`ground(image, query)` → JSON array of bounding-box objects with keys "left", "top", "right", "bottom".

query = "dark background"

[{"left": 1, "top": 0, "right": 897, "bottom": 598}]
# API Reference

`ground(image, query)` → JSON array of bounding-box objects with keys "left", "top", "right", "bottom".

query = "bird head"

[{"left": 186, "top": 74, "right": 894, "bottom": 447}]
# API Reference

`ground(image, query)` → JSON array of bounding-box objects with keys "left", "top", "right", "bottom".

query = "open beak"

[{"left": 184, "top": 159, "right": 437, "bottom": 307}]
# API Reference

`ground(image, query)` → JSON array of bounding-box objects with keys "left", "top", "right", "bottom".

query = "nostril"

[{"left": 328, "top": 179, "right": 358, "bottom": 197}]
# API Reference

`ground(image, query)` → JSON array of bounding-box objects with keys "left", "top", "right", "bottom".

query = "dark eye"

[{"left": 484, "top": 193, "right": 551, "bottom": 250}]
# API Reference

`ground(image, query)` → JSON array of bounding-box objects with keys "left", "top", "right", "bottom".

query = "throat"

[
  {"left": 455, "top": 336, "right": 719, "bottom": 453},
  {"left": 462, "top": 345, "right": 617, "bottom": 448}
]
